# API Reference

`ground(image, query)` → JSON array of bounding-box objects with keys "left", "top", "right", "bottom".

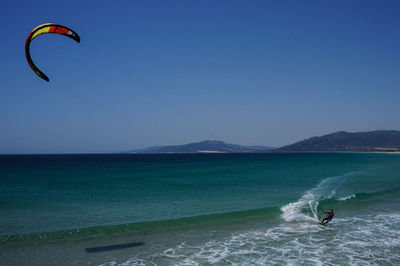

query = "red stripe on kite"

[
  {"left": 56, "top": 27, "right": 70, "bottom": 35},
  {"left": 49, "top": 26, "right": 57, "bottom": 33}
]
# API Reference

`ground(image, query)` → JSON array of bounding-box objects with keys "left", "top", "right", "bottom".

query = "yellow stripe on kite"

[{"left": 31, "top": 26, "right": 51, "bottom": 39}]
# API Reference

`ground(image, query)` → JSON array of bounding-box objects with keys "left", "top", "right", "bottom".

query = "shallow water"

[{"left": 1, "top": 153, "right": 399, "bottom": 265}]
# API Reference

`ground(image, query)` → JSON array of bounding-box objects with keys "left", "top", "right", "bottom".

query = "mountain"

[
  {"left": 128, "top": 140, "right": 274, "bottom": 153},
  {"left": 125, "top": 130, "right": 400, "bottom": 154},
  {"left": 278, "top": 130, "right": 400, "bottom": 152}
]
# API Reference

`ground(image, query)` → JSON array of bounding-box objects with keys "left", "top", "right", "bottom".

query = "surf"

[{"left": 280, "top": 171, "right": 357, "bottom": 224}]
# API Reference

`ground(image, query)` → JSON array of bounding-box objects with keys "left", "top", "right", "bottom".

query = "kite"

[{"left": 25, "top": 23, "right": 80, "bottom": 82}]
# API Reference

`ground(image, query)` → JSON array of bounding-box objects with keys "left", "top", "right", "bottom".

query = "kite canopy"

[{"left": 25, "top": 23, "right": 80, "bottom": 82}]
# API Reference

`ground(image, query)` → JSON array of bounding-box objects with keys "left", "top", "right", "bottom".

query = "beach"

[{"left": 1, "top": 153, "right": 400, "bottom": 265}]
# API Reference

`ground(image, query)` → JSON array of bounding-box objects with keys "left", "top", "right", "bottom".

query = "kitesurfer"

[{"left": 321, "top": 209, "right": 334, "bottom": 225}]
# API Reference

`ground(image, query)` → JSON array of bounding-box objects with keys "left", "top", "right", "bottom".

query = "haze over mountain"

[
  {"left": 278, "top": 130, "right": 400, "bottom": 152},
  {"left": 127, "top": 140, "right": 274, "bottom": 153}
]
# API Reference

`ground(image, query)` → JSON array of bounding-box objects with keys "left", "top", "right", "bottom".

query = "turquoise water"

[{"left": 1, "top": 153, "right": 400, "bottom": 265}]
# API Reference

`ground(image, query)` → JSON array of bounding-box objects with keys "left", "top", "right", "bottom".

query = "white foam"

[
  {"left": 281, "top": 172, "right": 354, "bottom": 223},
  {"left": 110, "top": 215, "right": 400, "bottom": 265},
  {"left": 338, "top": 194, "right": 356, "bottom": 201}
]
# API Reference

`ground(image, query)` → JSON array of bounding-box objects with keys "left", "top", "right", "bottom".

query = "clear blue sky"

[{"left": 1, "top": 0, "right": 400, "bottom": 154}]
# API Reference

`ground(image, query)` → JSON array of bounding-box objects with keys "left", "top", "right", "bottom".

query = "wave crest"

[{"left": 280, "top": 172, "right": 356, "bottom": 223}]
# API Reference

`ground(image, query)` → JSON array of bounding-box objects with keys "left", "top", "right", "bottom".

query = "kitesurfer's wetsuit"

[{"left": 321, "top": 210, "right": 334, "bottom": 224}]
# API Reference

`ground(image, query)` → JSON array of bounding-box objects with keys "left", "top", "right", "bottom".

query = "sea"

[{"left": 0, "top": 152, "right": 399, "bottom": 265}]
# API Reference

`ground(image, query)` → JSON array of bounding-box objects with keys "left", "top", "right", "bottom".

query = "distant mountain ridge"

[
  {"left": 126, "top": 130, "right": 400, "bottom": 154},
  {"left": 278, "top": 130, "right": 400, "bottom": 152},
  {"left": 128, "top": 140, "right": 274, "bottom": 153}
]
